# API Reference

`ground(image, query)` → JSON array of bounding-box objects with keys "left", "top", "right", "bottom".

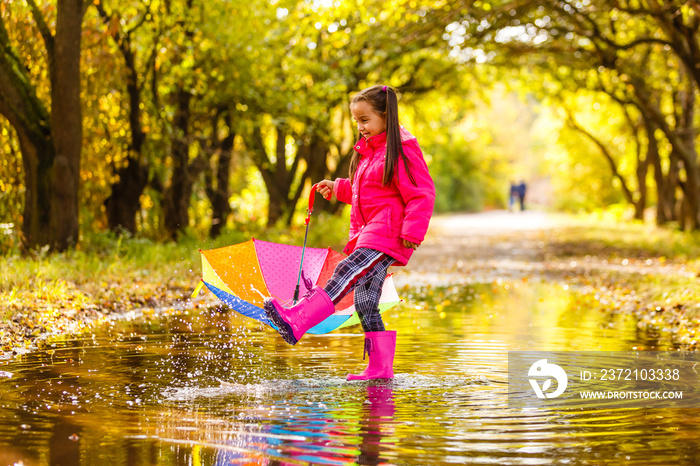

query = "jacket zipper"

[{"left": 356, "top": 153, "right": 370, "bottom": 226}]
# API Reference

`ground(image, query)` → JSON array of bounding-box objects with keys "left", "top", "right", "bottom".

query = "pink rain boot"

[
  {"left": 263, "top": 286, "right": 335, "bottom": 345},
  {"left": 347, "top": 331, "right": 396, "bottom": 381}
]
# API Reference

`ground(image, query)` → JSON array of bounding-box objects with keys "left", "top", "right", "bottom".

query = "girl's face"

[{"left": 351, "top": 100, "right": 386, "bottom": 139}]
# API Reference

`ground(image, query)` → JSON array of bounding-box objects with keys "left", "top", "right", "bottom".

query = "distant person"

[
  {"left": 516, "top": 181, "right": 527, "bottom": 211},
  {"left": 509, "top": 181, "right": 518, "bottom": 212},
  {"left": 263, "top": 84, "right": 436, "bottom": 381}
]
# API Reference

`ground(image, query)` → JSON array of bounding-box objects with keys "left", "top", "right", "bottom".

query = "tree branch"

[
  {"left": 250, "top": 124, "right": 272, "bottom": 176},
  {"left": 25, "top": 0, "right": 54, "bottom": 62},
  {"left": 0, "top": 16, "right": 50, "bottom": 138},
  {"left": 631, "top": 76, "right": 697, "bottom": 171},
  {"left": 564, "top": 104, "right": 636, "bottom": 204}
]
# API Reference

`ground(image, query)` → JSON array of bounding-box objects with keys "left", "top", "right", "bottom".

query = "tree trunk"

[
  {"left": 643, "top": 117, "right": 669, "bottom": 226},
  {"left": 49, "top": 0, "right": 83, "bottom": 249},
  {"left": 266, "top": 194, "right": 284, "bottom": 228},
  {"left": 305, "top": 137, "right": 329, "bottom": 214},
  {"left": 283, "top": 135, "right": 330, "bottom": 223},
  {"left": 16, "top": 131, "right": 56, "bottom": 247},
  {"left": 679, "top": 180, "right": 692, "bottom": 231},
  {"left": 633, "top": 76, "right": 700, "bottom": 230},
  {"left": 667, "top": 155, "right": 681, "bottom": 223},
  {"left": 628, "top": 110, "right": 648, "bottom": 221},
  {"left": 249, "top": 122, "right": 304, "bottom": 227},
  {"left": 104, "top": 158, "right": 149, "bottom": 234},
  {"left": 163, "top": 87, "right": 196, "bottom": 240},
  {"left": 634, "top": 153, "right": 649, "bottom": 221},
  {"left": 268, "top": 127, "right": 289, "bottom": 227},
  {"left": 205, "top": 111, "right": 234, "bottom": 239},
  {"left": 678, "top": 86, "right": 699, "bottom": 230},
  {"left": 304, "top": 136, "right": 329, "bottom": 187},
  {"left": 96, "top": 2, "right": 151, "bottom": 234}
]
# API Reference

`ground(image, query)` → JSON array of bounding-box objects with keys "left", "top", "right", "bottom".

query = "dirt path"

[
  {"left": 394, "top": 210, "right": 697, "bottom": 287},
  {"left": 394, "top": 210, "right": 554, "bottom": 287}
]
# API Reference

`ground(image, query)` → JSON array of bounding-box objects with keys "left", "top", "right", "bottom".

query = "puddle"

[{"left": 0, "top": 281, "right": 698, "bottom": 465}]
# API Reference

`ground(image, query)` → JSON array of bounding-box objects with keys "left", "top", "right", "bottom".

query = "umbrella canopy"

[{"left": 196, "top": 239, "right": 401, "bottom": 334}]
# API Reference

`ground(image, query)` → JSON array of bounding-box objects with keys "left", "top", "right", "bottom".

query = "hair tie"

[{"left": 382, "top": 85, "right": 388, "bottom": 92}]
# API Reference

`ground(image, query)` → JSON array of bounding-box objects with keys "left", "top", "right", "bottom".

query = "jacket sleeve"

[
  {"left": 334, "top": 178, "right": 353, "bottom": 204},
  {"left": 396, "top": 140, "right": 435, "bottom": 244}
]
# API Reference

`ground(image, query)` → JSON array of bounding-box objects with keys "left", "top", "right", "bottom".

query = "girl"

[{"left": 264, "top": 85, "right": 435, "bottom": 380}]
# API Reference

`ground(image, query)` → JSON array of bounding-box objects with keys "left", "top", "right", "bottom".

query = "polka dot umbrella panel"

[{"left": 197, "top": 239, "right": 401, "bottom": 334}]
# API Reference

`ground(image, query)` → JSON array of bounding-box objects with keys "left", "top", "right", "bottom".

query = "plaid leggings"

[{"left": 323, "top": 248, "right": 395, "bottom": 333}]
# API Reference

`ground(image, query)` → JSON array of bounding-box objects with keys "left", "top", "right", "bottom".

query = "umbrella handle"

[
  {"left": 305, "top": 183, "right": 320, "bottom": 225},
  {"left": 295, "top": 183, "right": 321, "bottom": 304}
]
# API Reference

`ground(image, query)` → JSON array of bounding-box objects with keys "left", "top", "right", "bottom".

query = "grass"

[
  {"left": 549, "top": 212, "right": 700, "bottom": 261},
  {"left": 540, "top": 212, "right": 700, "bottom": 348}
]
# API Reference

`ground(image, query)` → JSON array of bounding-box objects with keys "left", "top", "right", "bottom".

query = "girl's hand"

[
  {"left": 403, "top": 239, "right": 420, "bottom": 250},
  {"left": 316, "top": 180, "right": 334, "bottom": 200}
]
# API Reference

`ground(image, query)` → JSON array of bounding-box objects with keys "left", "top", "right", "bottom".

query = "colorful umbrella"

[{"left": 193, "top": 239, "right": 401, "bottom": 334}]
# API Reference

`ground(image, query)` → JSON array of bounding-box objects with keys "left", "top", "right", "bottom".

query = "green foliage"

[
  {"left": 552, "top": 126, "right": 625, "bottom": 212},
  {"left": 462, "top": 0, "right": 700, "bottom": 225},
  {"left": 428, "top": 137, "right": 483, "bottom": 213},
  {"left": 3, "top": 0, "right": 700, "bottom": 251},
  {"left": 532, "top": 89, "right": 643, "bottom": 213}
]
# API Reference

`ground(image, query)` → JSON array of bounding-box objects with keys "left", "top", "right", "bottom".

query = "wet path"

[{"left": 0, "top": 211, "right": 698, "bottom": 465}]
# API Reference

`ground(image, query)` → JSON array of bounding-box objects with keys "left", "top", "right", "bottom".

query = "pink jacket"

[{"left": 333, "top": 128, "right": 435, "bottom": 266}]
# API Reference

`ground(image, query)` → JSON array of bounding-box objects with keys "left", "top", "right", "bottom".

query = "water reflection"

[
  {"left": 0, "top": 282, "right": 697, "bottom": 464},
  {"left": 207, "top": 382, "right": 396, "bottom": 465},
  {"left": 356, "top": 384, "right": 395, "bottom": 465},
  {"left": 159, "top": 380, "right": 355, "bottom": 461}
]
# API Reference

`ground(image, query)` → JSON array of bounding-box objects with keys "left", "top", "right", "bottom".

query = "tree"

[
  {"left": 456, "top": 0, "right": 700, "bottom": 228},
  {"left": 237, "top": 0, "right": 470, "bottom": 225},
  {"left": 94, "top": 0, "right": 158, "bottom": 234},
  {"left": 202, "top": 108, "right": 235, "bottom": 238},
  {"left": 0, "top": 0, "right": 87, "bottom": 250}
]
